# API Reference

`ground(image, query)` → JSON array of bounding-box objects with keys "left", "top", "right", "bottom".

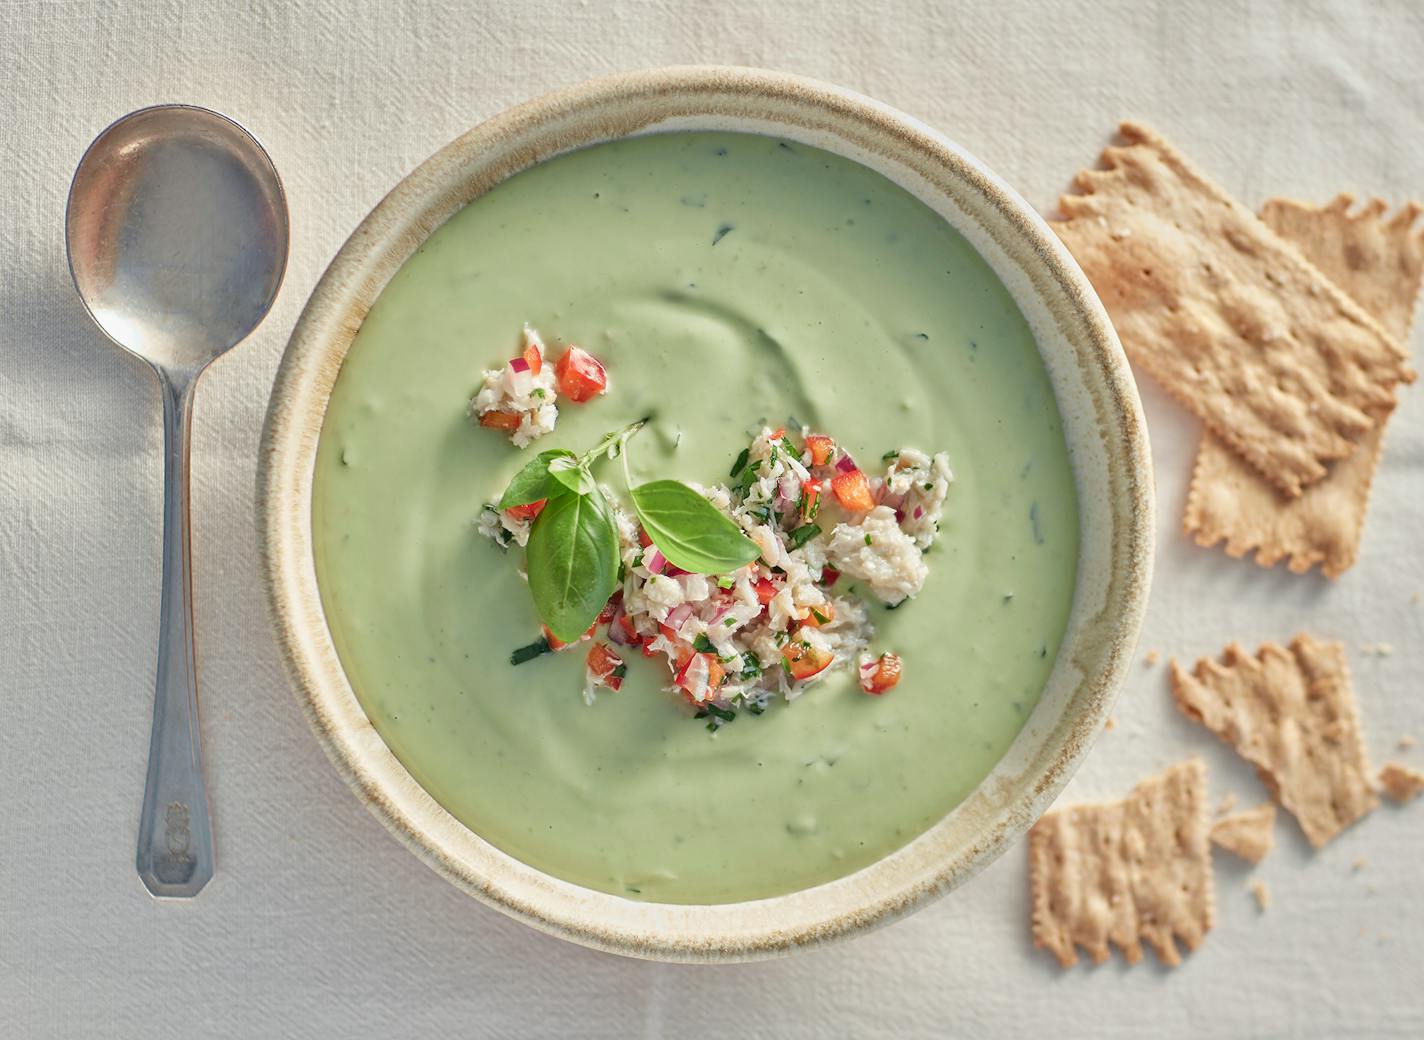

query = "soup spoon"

[{"left": 66, "top": 106, "right": 289, "bottom": 897}]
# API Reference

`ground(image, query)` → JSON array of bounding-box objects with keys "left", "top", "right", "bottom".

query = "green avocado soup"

[{"left": 311, "top": 131, "right": 1078, "bottom": 903}]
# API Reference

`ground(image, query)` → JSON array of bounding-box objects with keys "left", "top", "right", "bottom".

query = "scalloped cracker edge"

[
  {"left": 1208, "top": 803, "right": 1277, "bottom": 863},
  {"left": 1170, "top": 635, "right": 1378, "bottom": 847},
  {"left": 1051, "top": 124, "right": 1414, "bottom": 497},
  {"left": 1029, "top": 760, "right": 1213, "bottom": 968},
  {"left": 1185, "top": 196, "right": 1424, "bottom": 576}
]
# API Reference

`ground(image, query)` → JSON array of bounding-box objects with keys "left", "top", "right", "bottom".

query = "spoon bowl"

[
  {"left": 66, "top": 105, "right": 288, "bottom": 897},
  {"left": 67, "top": 105, "right": 287, "bottom": 371}
]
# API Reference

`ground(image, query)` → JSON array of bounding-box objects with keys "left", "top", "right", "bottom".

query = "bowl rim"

[{"left": 259, "top": 64, "right": 1152, "bottom": 961}]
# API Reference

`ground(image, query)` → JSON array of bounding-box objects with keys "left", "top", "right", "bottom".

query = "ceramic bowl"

[{"left": 259, "top": 65, "right": 1152, "bottom": 961}]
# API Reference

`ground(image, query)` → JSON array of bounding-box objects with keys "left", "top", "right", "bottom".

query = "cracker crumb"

[
  {"left": 1379, "top": 762, "right": 1424, "bottom": 803},
  {"left": 1397, "top": 735, "right": 1417, "bottom": 751},
  {"left": 1251, "top": 881, "right": 1271, "bottom": 911},
  {"left": 1144, "top": 649, "right": 1160, "bottom": 667},
  {"left": 1412, "top": 592, "right": 1420, "bottom": 605},
  {"left": 1171, "top": 635, "right": 1378, "bottom": 847},
  {"left": 1351, "top": 857, "right": 1368, "bottom": 872},
  {"left": 1209, "top": 803, "right": 1276, "bottom": 864},
  {"left": 1104, "top": 716, "right": 1116, "bottom": 731}
]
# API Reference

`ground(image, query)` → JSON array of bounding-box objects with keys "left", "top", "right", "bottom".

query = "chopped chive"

[
  {"left": 864, "top": 533, "right": 873, "bottom": 546},
  {"left": 729, "top": 447, "right": 750, "bottom": 477},
  {"left": 693, "top": 634, "right": 717, "bottom": 653},
  {"left": 706, "top": 703, "right": 736, "bottom": 722},
  {"left": 724, "top": 617, "right": 737, "bottom": 627},
  {"left": 780, "top": 657, "right": 794, "bottom": 677},
  {"left": 882, "top": 450, "right": 900, "bottom": 460},
  {"left": 788, "top": 523, "right": 821, "bottom": 549},
  {"left": 746, "top": 701, "right": 766, "bottom": 715},
  {"left": 886, "top": 598, "right": 909, "bottom": 611},
  {"left": 810, "top": 608, "right": 830, "bottom": 625},
  {"left": 922, "top": 482, "right": 934, "bottom": 491},
  {"left": 510, "top": 638, "right": 552, "bottom": 665}
]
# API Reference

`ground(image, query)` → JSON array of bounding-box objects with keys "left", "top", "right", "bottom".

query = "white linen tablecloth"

[{"left": 3, "top": 1, "right": 1422, "bottom": 1036}]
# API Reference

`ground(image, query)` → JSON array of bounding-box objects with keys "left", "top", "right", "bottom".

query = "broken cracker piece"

[
  {"left": 1184, "top": 196, "right": 1424, "bottom": 576},
  {"left": 1028, "top": 760, "right": 1213, "bottom": 968},
  {"left": 1209, "top": 803, "right": 1277, "bottom": 864},
  {"left": 1398, "top": 735, "right": 1418, "bottom": 750},
  {"left": 1251, "top": 881, "right": 1271, "bottom": 911},
  {"left": 1170, "top": 635, "right": 1378, "bottom": 847},
  {"left": 1379, "top": 762, "right": 1424, "bottom": 803},
  {"left": 1052, "top": 124, "right": 1413, "bottom": 497}
]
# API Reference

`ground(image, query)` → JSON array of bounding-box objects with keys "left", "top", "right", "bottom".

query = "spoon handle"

[{"left": 135, "top": 368, "right": 214, "bottom": 897}]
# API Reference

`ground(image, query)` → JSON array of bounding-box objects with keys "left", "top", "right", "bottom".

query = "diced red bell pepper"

[
  {"left": 804, "top": 434, "right": 835, "bottom": 466},
  {"left": 505, "top": 499, "right": 546, "bottom": 522},
  {"left": 637, "top": 526, "right": 654, "bottom": 548},
  {"left": 831, "top": 468, "right": 875, "bottom": 512},
  {"left": 585, "top": 642, "right": 625, "bottom": 692},
  {"left": 781, "top": 640, "right": 833, "bottom": 681},
  {"left": 554, "top": 346, "right": 608, "bottom": 403},
  {"left": 769, "top": 426, "right": 786, "bottom": 441},
  {"left": 675, "top": 652, "right": 725, "bottom": 703},
  {"left": 596, "top": 598, "right": 618, "bottom": 625},
  {"left": 520, "top": 339, "right": 543, "bottom": 375},
  {"left": 478, "top": 409, "right": 523, "bottom": 432},
  {"left": 543, "top": 622, "right": 595, "bottom": 651},
  {"left": 753, "top": 577, "right": 780, "bottom": 607},
  {"left": 859, "top": 652, "right": 902, "bottom": 695},
  {"left": 799, "top": 479, "right": 822, "bottom": 523}
]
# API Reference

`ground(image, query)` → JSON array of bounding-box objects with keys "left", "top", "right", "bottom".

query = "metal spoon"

[{"left": 66, "top": 106, "right": 288, "bottom": 898}]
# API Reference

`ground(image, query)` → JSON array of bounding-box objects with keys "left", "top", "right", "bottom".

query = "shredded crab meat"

[
  {"left": 468, "top": 325, "right": 559, "bottom": 447},
  {"left": 482, "top": 425, "right": 952, "bottom": 723}
]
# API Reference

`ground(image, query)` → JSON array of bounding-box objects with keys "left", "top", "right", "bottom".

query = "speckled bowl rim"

[{"left": 259, "top": 65, "right": 1152, "bottom": 962}]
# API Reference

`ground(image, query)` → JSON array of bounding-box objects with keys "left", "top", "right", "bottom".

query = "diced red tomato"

[
  {"left": 554, "top": 346, "right": 608, "bottom": 402},
  {"left": 769, "top": 426, "right": 786, "bottom": 440},
  {"left": 637, "top": 526, "right": 654, "bottom": 548},
  {"left": 596, "top": 599, "right": 618, "bottom": 625},
  {"left": 616, "top": 612, "right": 641, "bottom": 644},
  {"left": 797, "top": 601, "right": 835, "bottom": 628},
  {"left": 585, "top": 642, "right": 625, "bottom": 692},
  {"left": 799, "top": 479, "right": 822, "bottom": 523},
  {"left": 675, "top": 652, "right": 725, "bottom": 703},
  {"left": 543, "top": 622, "right": 595, "bottom": 651},
  {"left": 753, "top": 577, "right": 780, "bottom": 607},
  {"left": 478, "top": 409, "right": 523, "bottom": 432},
  {"left": 831, "top": 468, "right": 875, "bottom": 512},
  {"left": 805, "top": 434, "right": 835, "bottom": 466},
  {"left": 781, "top": 640, "right": 834, "bottom": 681},
  {"left": 658, "top": 622, "right": 678, "bottom": 642},
  {"left": 859, "top": 652, "right": 902, "bottom": 695},
  {"left": 820, "top": 566, "right": 840, "bottom": 587},
  {"left": 505, "top": 499, "right": 546, "bottom": 522},
  {"left": 520, "top": 339, "right": 543, "bottom": 375}
]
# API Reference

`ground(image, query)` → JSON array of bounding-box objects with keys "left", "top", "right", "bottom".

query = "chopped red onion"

[
  {"left": 645, "top": 548, "right": 667, "bottom": 574},
  {"left": 509, "top": 357, "right": 530, "bottom": 374},
  {"left": 835, "top": 454, "right": 858, "bottom": 474}
]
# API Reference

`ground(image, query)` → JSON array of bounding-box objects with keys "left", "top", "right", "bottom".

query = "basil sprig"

[{"left": 495, "top": 419, "right": 762, "bottom": 644}]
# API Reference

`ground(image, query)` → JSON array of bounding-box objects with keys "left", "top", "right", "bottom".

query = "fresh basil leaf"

[
  {"left": 630, "top": 480, "right": 761, "bottom": 574},
  {"left": 526, "top": 488, "right": 620, "bottom": 642},
  {"left": 548, "top": 458, "right": 597, "bottom": 497},
  {"left": 497, "top": 449, "right": 577, "bottom": 509}
]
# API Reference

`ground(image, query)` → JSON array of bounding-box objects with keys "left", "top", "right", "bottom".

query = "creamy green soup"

[{"left": 312, "top": 131, "right": 1078, "bottom": 903}]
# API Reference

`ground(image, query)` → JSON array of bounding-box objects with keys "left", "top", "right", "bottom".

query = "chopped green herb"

[
  {"left": 509, "top": 638, "right": 552, "bottom": 665},
  {"left": 740, "top": 653, "right": 763, "bottom": 680},
  {"left": 810, "top": 607, "right": 831, "bottom": 625},
  {"left": 610, "top": 664, "right": 628, "bottom": 679},
  {"left": 864, "top": 533, "right": 873, "bottom": 546},
  {"left": 729, "top": 447, "right": 750, "bottom": 477},
  {"left": 705, "top": 703, "right": 736, "bottom": 722},
  {"left": 724, "top": 617, "right": 737, "bottom": 627},
  {"left": 882, "top": 450, "right": 900, "bottom": 461},
  {"left": 780, "top": 657, "right": 794, "bottom": 677},
  {"left": 922, "top": 482, "right": 934, "bottom": 491},
  {"left": 746, "top": 700, "right": 766, "bottom": 715},
  {"left": 885, "top": 598, "right": 909, "bottom": 610},
  {"left": 532, "top": 388, "right": 546, "bottom": 399},
  {"left": 781, "top": 438, "right": 803, "bottom": 463},
  {"left": 774, "top": 630, "right": 790, "bottom": 647},
  {"left": 693, "top": 634, "right": 717, "bottom": 653},
  {"left": 788, "top": 523, "right": 821, "bottom": 549},
  {"left": 750, "top": 505, "right": 773, "bottom": 523},
  {"left": 717, "top": 575, "right": 736, "bottom": 589}
]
